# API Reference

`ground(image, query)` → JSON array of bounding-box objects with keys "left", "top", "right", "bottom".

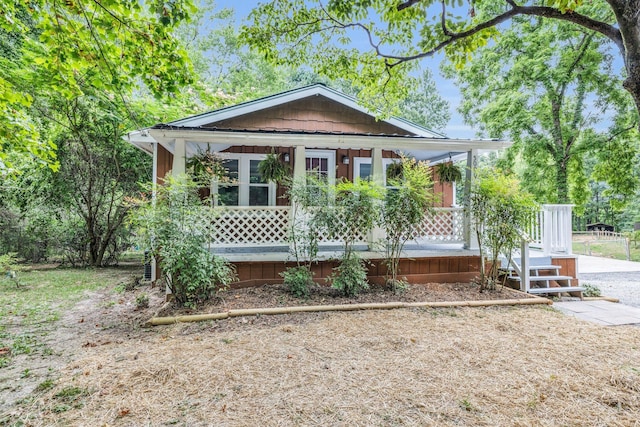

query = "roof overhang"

[{"left": 135, "top": 127, "right": 511, "bottom": 163}]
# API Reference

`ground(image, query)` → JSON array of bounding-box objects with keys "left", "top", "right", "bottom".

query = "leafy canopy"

[
  {"left": 0, "top": 0, "right": 195, "bottom": 170},
  {"left": 242, "top": 0, "right": 639, "bottom": 116}
]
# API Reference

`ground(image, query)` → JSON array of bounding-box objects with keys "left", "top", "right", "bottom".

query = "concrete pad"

[
  {"left": 577, "top": 255, "right": 640, "bottom": 274},
  {"left": 553, "top": 300, "right": 640, "bottom": 326}
]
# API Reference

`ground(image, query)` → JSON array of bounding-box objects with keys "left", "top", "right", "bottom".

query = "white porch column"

[
  {"left": 151, "top": 142, "right": 158, "bottom": 283},
  {"left": 371, "top": 147, "right": 384, "bottom": 184},
  {"left": 369, "top": 147, "right": 385, "bottom": 247},
  {"left": 463, "top": 149, "right": 479, "bottom": 250},
  {"left": 293, "top": 145, "right": 306, "bottom": 184},
  {"left": 290, "top": 146, "right": 307, "bottom": 255},
  {"left": 172, "top": 138, "right": 186, "bottom": 175}
]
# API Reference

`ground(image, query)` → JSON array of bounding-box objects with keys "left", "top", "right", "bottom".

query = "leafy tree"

[
  {"left": 242, "top": 0, "right": 640, "bottom": 122},
  {"left": 446, "top": 17, "right": 632, "bottom": 213},
  {"left": 470, "top": 169, "right": 536, "bottom": 292},
  {"left": 0, "top": 0, "right": 195, "bottom": 169}
]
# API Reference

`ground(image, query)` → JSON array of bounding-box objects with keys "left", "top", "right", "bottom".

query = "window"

[
  {"left": 305, "top": 150, "right": 335, "bottom": 205},
  {"left": 353, "top": 157, "right": 398, "bottom": 186},
  {"left": 217, "top": 154, "right": 276, "bottom": 206}
]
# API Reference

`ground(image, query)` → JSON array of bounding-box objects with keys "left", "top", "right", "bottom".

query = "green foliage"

[
  {"left": 327, "top": 255, "right": 369, "bottom": 298},
  {"left": 135, "top": 293, "right": 150, "bottom": 310},
  {"left": 186, "top": 150, "right": 228, "bottom": 187},
  {"left": 258, "top": 152, "right": 290, "bottom": 184},
  {"left": 434, "top": 162, "right": 463, "bottom": 183},
  {"left": 284, "top": 176, "right": 321, "bottom": 269},
  {"left": 470, "top": 169, "right": 537, "bottom": 291},
  {"left": 316, "top": 179, "right": 384, "bottom": 258},
  {"left": 382, "top": 157, "right": 436, "bottom": 289},
  {"left": 447, "top": 16, "right": 631, "bottom": 213},
  {"left": 280, "top": 266, "right": 313, "bottom": 298},
  {"left": 241, "top": 0, "right": 640, "bottom": 120},
  {"left": 129, "top": 174, "right": 237, "bottom": 306},
  {"left": 314, "top": 179, "right": 383, "bottom": 296},
  {"left": 0, "top": 253, "right": 21, "bottom": 288},
  {"left": 1, "top": 0, "right": 196, "bottom": 170},
  {"left": 582, "top": 283, "right": 602, "bottom": 297}
]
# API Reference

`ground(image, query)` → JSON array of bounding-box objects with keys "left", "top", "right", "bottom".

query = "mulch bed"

[{"left": 164, "top": 282, "right": 535, "bottom": 317}]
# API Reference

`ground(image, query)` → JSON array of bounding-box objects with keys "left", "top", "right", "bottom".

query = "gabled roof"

[
  {"left": 164, "top": 83, "right": 446, "bottom": 138},
  {"left": 125, "top": 84, "right": 511, "bottom": 162}
]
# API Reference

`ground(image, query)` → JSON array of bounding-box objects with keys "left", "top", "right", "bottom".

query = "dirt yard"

[{"left": 1, "top": 273, "right": 640, "bottom": 426}]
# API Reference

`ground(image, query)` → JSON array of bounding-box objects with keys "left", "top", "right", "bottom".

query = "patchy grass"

[
  {"left": 0, "top": 267, "right": 134, "bottom": 368},
  {"left": 573, "top": 238, "right": 640, "bottom": 262}
]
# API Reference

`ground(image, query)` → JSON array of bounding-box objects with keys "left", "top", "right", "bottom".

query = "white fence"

[
  {"left": 210, "top": 206, "right": 464, "bottom": 248},
  {"left": 210, "top": 206, "right": 291, "bottom": 247},
  {"left": 412, "top": 208, "right": 464, "bottom": 243},
  {"left": 526, "top": 204, "right": 573, "bottom": 255}
]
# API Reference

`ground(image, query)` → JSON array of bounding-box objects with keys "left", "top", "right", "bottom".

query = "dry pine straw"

[{"left": 9, "top": 305, "right": 640, "bottom": 427}]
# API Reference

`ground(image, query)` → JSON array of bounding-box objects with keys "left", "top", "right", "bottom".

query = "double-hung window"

[
  {"left": 217, "top": 154, "right": 276, "bottom": 206},
  {"left": 353, "top": 157, "right": 399, "bottom": 186}
]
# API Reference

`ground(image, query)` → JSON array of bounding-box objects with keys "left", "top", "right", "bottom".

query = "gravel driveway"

[{"left": 579, "top": 271, "right": 640, "bottom": 308}]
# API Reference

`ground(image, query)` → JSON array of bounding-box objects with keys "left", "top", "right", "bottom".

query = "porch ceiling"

[{"left": 143, "top": 127, "right": 511, "bottom": 162}]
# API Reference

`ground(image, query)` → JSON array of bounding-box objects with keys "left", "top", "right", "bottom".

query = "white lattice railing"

[
  {"left": 211, "top": 206, "right": 290, "bottom": 247},
  {"left": 412, "top": 208, "right": 464, "bottom": 243},
  {"left": 311, "top": 207, "right": 369, "bottom": 245},
  {"left": 210, "top": 206, "right": 465, "bottom": 248}
]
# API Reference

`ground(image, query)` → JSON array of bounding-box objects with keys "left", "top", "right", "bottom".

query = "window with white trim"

[
  {"left": 305, "top": 150, "right": 336, "bottom": 205},
  {"left": 217, "top": 154, "right": 276, "bottom": 206},
  {"left": 353, "top": 157, "right": 399, "bottom": 186}
]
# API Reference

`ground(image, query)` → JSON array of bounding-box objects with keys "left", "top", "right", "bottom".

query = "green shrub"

[
  {"left": 382, "top": 157, "right": 436, "bottom": 291},
  {"left": 327, "top": 255, "right": 369, "bottom": 297},
  {"left": 583, "top": 283, "right": 602, "bottom": 297},
  {"left": 470, "top": 169, "right": 536, "bottom": 291},
  {"left": 281, "top": 266, "right": 313, "bottom": 298},
  {"left": 129, "top": 174, "right": 237, "bottom": 307},
  {"left": 135, "top": 293, "right": 149, "bottom": 309}
]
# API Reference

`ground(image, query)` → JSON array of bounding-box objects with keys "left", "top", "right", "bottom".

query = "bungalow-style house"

[{"left": 126, "top": 84, "right": 580, "bottom": 295}]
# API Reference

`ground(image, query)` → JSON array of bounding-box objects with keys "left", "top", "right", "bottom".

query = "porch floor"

[{"left": 212, "top": 243, "right": 477, "bottom": 262}]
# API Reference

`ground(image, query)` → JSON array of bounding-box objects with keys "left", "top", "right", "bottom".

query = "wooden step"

[
  {"left": 507, "top": 275, "right": 574, "bottom": 283},
  {"left": 528, "top": 286, "right": 585, "bottom": 295},
  {"left": 500, "top": 265, "right": 561, "bottom": 273}
]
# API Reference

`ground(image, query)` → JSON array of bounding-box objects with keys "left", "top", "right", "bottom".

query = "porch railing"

[
  {"left": 412, "top": 207, "right": 465, "bottom": 243},
  {"left": 526, "top": 204, "right": 573, "bottom": 255},
  {"left": 210, "top": 206, "right": 464, "bottom": 248},
  {"left": 210, "top": 206, "right": 291, "bottom": 247}
]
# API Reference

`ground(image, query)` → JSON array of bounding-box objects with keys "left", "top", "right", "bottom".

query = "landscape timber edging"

[{"left": 146, "top": 297, "right": 552, "bottom": 326}]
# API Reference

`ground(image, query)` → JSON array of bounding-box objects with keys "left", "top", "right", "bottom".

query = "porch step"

[
  {"left": 508, "top": 275, "right": 574, "bottom": 284},
  {"left": 527, "top": 286, "right": 585, "bottom": 295}
]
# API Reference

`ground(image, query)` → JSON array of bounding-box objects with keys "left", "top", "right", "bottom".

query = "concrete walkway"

[
  {"left": 552, "top": 254, "right": 640, "bottom": 326},
  {"left": 553, "top": 300, "right": 640, "bottom": 326}
]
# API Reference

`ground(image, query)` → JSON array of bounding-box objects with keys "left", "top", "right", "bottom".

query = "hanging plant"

[
  {"left": 434, "top": 162, "right": 463, "bottom": 183},
  {"left": 258, "top": 151, "right": 290, "bottom": 184},
  {"left": 386, "top": 161, "right": 404, "bottom": 181},
  {"left": 186, "top": 150, "right": 227, "bottom": 184}
]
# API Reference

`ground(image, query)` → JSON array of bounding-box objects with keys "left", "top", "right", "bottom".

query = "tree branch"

[
  {"left": 367, "top": 1, "right": 622, "bottom": 66},
  {"left": 397, "top": 0, "right": 425, "bottom": 12}
]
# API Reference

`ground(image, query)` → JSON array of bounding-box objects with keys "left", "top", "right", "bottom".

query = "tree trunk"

[
  {"left": 555, "top": 159, "right": 569, "bottom": 204},
  {"left": 610, "top": 0, "right": 640, "bottom": 118}
]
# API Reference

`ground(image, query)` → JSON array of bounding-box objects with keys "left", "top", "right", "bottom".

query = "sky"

[{"left": 212, "top": 0, "right": 476, "bottom": 138}]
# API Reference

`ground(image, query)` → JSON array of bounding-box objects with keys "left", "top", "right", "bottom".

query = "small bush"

[
  {"left": 281, "top": 266, "right": 313, "bottom": 298},
  {"left": 135, "top": 293, "right": 149, "bottom": 309},
  {"left": 328, "top": 255, "right": 369, "bottom": 297},
  {"left": 583, "top": 283, "right": 602, "bottom": 297}
]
